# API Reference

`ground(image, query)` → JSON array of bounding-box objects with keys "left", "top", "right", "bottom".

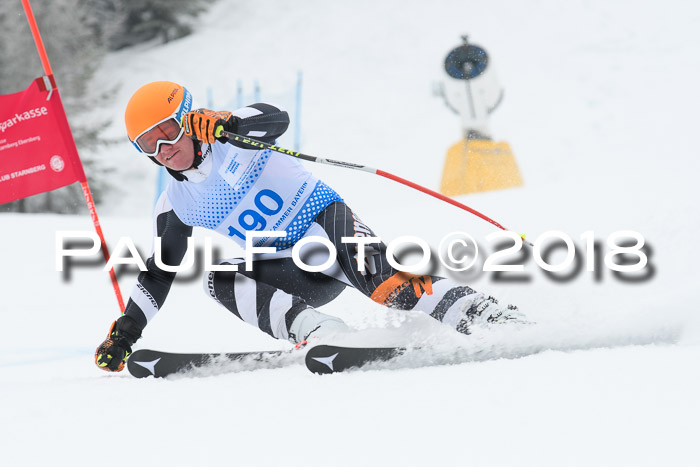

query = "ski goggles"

[
  {"left": 130, "top": 86, "right": 193, "bottom": 156},
  {"left": 131, "top": 116, "right": 185, "bottom": 157}
]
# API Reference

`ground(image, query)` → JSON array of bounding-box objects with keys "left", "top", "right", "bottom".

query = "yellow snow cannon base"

[{"left": 440, "top": 139, "right": 523, "bottom": 196}]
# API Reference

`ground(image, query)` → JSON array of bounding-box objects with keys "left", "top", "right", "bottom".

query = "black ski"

[
  {"left": 128, "top": 345, "right": 407, "bottom": 378},
  {"left": 305, "top": 344, "right": 406, "bottom": 374},
  {"left": 127, "top": 348, "right": 292, "bottom": 378}
]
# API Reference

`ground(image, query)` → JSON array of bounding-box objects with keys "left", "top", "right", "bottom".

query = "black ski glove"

[{"left": 95, "top": 315, "right": 142, "bottom": 372}]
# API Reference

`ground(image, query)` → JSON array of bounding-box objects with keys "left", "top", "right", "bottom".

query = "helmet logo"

[
  {"left": 167, "top": 87, "right": 180, "bottom": 103},
  {"left": 176, "top": 88, "right": 193, "bottom": 122}
]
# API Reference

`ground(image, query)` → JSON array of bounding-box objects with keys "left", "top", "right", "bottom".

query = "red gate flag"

[
  {"left": 10, "top": 0, "right": 125, "bottom": 313},
  {"left": 0, "top": 75, "right": 87, "bottom": 204}
]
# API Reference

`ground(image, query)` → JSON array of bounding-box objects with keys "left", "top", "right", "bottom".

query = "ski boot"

[
  {"left": 456, "top": 295, "right": 529, "bottom": 335},
  {"left": 289, "top": 308, "right": 350, "bottom": 348}
]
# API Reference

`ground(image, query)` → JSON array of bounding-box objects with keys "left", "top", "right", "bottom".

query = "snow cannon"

[{"left": 436, "top": 36, "right": 523, "bottom": 196}]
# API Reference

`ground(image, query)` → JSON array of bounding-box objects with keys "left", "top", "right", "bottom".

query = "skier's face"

[{"left": 154, "top": 135, "right": 195, "bottom": 171}]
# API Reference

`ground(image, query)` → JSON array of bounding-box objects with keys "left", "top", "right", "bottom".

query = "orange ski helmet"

[{"left": 124, "top": 81, "right": 193, "bottom": 154}]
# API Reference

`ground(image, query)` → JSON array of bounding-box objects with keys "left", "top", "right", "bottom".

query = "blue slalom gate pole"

[{"left": 295, "top": 70, "right": 303, "bottom": 151}]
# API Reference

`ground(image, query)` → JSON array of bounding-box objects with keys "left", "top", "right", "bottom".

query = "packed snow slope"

[{"left": 2, "top": 0, "right": 699, "bottom": 466}]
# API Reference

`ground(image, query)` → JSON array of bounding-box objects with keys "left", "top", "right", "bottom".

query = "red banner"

[{"left": 0, "top": 76, "right": 86, "bottom": 204}]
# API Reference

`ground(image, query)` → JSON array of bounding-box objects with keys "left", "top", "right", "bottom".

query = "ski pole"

[{"left": 217, "top": 129, "right": 531, "bottom": 246}]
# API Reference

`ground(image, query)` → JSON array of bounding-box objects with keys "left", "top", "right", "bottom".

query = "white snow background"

[{"left": 1, "top": 0, "right": 699, "bottom": 466}]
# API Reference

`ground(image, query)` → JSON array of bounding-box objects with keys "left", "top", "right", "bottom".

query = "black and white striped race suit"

[{"left": 122, "top": 103, "right": 493, "bottom": 341}]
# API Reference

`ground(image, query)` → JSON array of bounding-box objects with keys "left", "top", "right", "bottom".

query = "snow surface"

[{"left": 2, "top": 0, "right": 700, "bottom": 466}]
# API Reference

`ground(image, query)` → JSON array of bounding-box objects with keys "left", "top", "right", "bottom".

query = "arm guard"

[{"left": 227, "top": 102, "right": 290, "bottom": 145}]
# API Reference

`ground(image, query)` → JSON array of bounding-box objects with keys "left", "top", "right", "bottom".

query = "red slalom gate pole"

[
  {"left": 374, "top": 169, "right": 509, "bottom": 231},
  {"left": 220, "top": 130, "right": 531, "bottom": 245},
  {"left": 80, "top": 182, "right": 126, "bottom": 312},
  {"left": 21, "top": 0, "right": 125, "bottom": 313},
  {"left": 20, "top": 0, "right": 53, "bottom": 75}
]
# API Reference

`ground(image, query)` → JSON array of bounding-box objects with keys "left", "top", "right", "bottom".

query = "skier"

[{"left": 95, "top": 81, "right": 524, "bottom": 372}]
